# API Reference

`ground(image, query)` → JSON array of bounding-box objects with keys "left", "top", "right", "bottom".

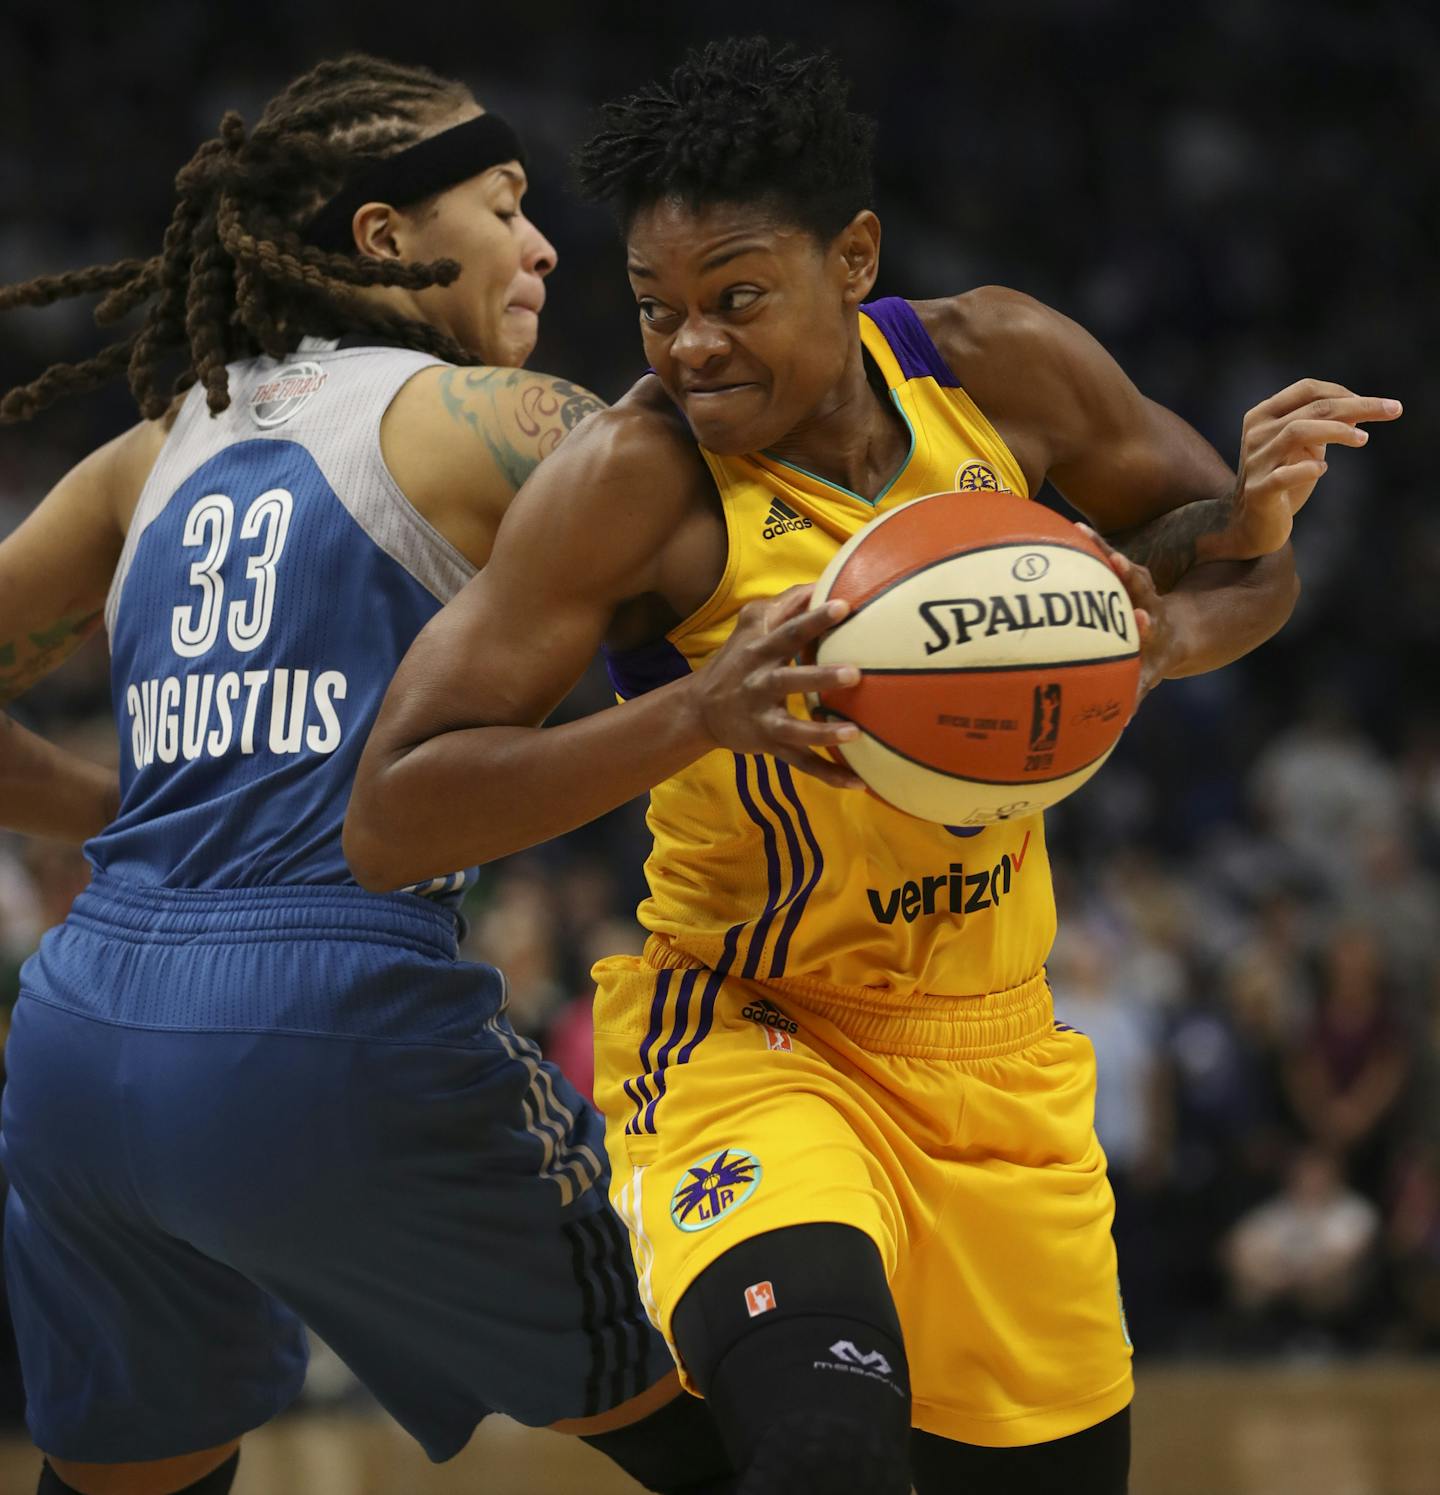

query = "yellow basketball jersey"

[{"left": 606, "top": 298, "right": 1056, "bottom": 999}]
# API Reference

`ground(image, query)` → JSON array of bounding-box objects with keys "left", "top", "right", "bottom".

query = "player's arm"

[
  {"left": 936, "top": 289, "right": 1400, "bottom": 581},
  {"left": 0, "top": 424, "right": 159, "bottom": 841},
  {"left": 929, "top": 290, "right": 1397, "bottom": 686},
  {"left": 344, "top": 403, "right": 860, "bottom": 890},
  {"left": 380, "top": 365, "right": 606, "bottom": 568}
]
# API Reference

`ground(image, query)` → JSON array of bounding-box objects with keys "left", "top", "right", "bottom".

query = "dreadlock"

[
  {"left": 0, "top": 54, "right": 478, "bottom": 424},
  {"left": 574, "top": 37, "right": 876, "bottom": 241}
]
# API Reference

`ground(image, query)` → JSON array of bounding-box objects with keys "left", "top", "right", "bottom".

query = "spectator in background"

[
  {"left": 463, "top": 861, "right": 567, "bottom": 1039},
  {"left": 1249, "top": 692, "right": 1401, "bottom": 877},
  {"left": 1152, "top": 948, "right": 1297, "bottom": 1348},
  {"left": 1341, "top": 829, "right": 1440, "bottom": 1005},
  {"left": 1051, "top": 920, "right": 1169, "bottom": 1346},
  {"left": 1399, "top": 717, "right": 1440, "bottom": 869},
  {"left": 1052, "top": 920, "right": 1168, "bottom": 1188},
  {"left": 1285, "top": 926, "right": 1411, "bottom": 1197},
  {"left": 1224, "top": 1148, "right": 1380, "bottom": 1353}
]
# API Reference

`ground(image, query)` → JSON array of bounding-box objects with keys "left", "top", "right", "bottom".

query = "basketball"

[{"left": 808, "top": 489, "right": 1141, "bottom": 825}]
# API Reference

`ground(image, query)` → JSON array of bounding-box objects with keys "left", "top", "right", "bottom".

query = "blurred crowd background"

[{"left": 1, "top": 0, "right": 1436, "bottom": 1427}]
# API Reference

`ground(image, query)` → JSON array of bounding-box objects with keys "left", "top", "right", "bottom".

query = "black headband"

[{"left": 304, "top": 113, "right": 527, "bottom": 252}]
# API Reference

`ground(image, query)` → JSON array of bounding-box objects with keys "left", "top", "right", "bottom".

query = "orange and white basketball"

[{"left": 808, "top": 489, "right": 1141, "bottom": 825}]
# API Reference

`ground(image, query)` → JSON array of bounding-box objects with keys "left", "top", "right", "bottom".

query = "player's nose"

[
  {"left": 671, "top": 312, "right": 729, "bottom": 369},
  {"left": 523, "top": 218, "right": 557, "bottom": 278}
]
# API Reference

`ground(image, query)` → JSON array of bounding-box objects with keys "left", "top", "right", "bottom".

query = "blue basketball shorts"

[{"left": 0, "top": 875, "right": 670, "bottom": 1463}]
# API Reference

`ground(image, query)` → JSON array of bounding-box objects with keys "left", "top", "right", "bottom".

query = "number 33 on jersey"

[{"left": 128, "top": 481, "right": 342, "bottom": 767}]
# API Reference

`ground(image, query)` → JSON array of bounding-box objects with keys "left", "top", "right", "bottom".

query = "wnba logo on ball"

[{"left": 1029, "top": 684, "right": 1062, "bottom": 752}]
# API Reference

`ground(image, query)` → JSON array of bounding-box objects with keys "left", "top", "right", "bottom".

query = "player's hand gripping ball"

[{"left": 806, "top": 490, "right": 1140, "bottom": 825}]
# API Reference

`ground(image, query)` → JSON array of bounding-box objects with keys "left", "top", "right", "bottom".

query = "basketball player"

[
  {"left": 347, "top": 39, "right": 1401, "bottom": 1495},
  {"left": 0, "top": 55, "right": 734, "bottom": 1495}
]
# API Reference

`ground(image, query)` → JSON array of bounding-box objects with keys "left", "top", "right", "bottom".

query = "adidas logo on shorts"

[{"left": 761, "top": 497, "right": 813, "bottom": 539}]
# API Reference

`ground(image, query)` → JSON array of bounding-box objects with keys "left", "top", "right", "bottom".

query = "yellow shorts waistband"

[{"left": 638, "top": 934, "right": 1055, "bottom": 1060}]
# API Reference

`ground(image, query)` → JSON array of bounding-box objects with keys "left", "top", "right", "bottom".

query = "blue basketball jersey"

[{"left": 88, "top": 341, "right": 473, "bottom": 897}]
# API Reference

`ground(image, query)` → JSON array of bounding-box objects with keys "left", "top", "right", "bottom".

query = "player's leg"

[
  {"left": 909, "top": 1411, "right": 1130, "bottom": 1495},
  {"left": 670, "top": 1224, "right": 912, "bottom": 1493},
  {"left": 192, "top": 969, "right": 732, "bottom": 1492},
  {"left": 895, "top": 1003, "right": 1133, "bottom": 1470},
  {"left": 1, "top": 997, "right": 306, "bottom": 1495},
  {"left": 574, "top": 1380, "right": 737, "bottom": 1494},
  {"left": 592, "top": 954, "right": 916, "bottom": 1492},
  {"left": 39, "top": 1446, "right": 240, "bottom": 1495}
]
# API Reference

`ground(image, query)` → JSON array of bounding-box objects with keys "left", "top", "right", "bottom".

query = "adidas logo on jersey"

[
  {"left": 761, "top": 497, "right": 813, "bottom": 540},
  {"left": 740, "top": 998, "right": 798, "bottom": 1035}
]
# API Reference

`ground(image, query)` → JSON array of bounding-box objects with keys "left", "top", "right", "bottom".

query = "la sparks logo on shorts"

[
  {"left": 954, "top": 459, "right": 1000, "bottom": 492},
  {"left": 250, "top": 362, "right": 327, "bottom": 428},
  {"left": 669, "top": 1148, "right": 763, "bottom": 1232}
]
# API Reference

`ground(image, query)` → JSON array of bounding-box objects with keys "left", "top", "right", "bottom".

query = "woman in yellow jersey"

[{"left": 347, "top": 38, "right": 1400, "bottom": 1495}]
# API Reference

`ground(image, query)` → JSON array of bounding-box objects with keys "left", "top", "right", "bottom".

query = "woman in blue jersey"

[{"left": 0, "top": 54, "right": 732, "bottom": 1495}]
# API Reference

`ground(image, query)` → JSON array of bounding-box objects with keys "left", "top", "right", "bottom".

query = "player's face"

[
  {"left": 625, "top": 199, "right": 870, "bottom": 455},
  {"left": 401, "top": 141, "right": 557, "bottom": 367}
]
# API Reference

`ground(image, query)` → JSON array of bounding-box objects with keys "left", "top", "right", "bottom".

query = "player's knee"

[
  {"left": 671, "top": 1223, "right": 911, "bottom": 1492},
  {"left": 581, "top": 1386, "right": 737, "bottom": 1492},
  {"left": 743, "top": 1411, "right": 910, "bottom": 1494}
]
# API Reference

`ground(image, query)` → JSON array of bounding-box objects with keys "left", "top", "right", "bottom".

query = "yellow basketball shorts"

[{"left": 591, "top": 940, "right": 1133, "bottom": 1448}]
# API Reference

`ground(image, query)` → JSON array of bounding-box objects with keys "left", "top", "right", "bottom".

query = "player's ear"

[
  {"left": 351, "top": 201, "right": 405, "bottom": 260},
  {"left": 835, "top": 210, "right": 881, "bottom": 307}
]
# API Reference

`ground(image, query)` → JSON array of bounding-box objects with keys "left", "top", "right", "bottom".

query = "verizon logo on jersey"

[{"left": 126, "top": 668, "right": 348, "bottom": 768}]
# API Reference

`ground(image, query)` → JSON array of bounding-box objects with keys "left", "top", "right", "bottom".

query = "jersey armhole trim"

[
  {"left": 367, "top": 361, "right": 476, "bottom": 602},
  {"left": 661, "top": 449, "right": 741, "bottom": 650},
  {"left": 943, "top": 385, "right": 1031, "bottom": 499},
  {"left": 104, "top": 385, "right": 211, "bottom": 636}
]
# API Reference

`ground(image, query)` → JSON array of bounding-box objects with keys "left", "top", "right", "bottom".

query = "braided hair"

[
  {"left": 0, "top": 54, "right": 478, "bottom": 424},
  {"left": 575, "top": 37, "right": 876, "bottom": 240}
]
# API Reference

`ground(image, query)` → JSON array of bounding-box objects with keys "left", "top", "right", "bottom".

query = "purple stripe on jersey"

[
  {"left": 768, "top": 762, "right": 825, "bottom": 978},
  {"left": 861, "top": 296, "right": 960, "bottom": 388},
  {"left": 671, "top": 919, "right": 742, "bottom": 1076},
  {"left": 740, "top": 756, "right": 798, "bottom": 980},
  {"left": 636, "top": 928, "right": 743, "bottom": 1136},
  {"left": 635, "top": 765, "right": 766, "bottom": 1133},
  {"left": 603, "top": 636, "right": 693, "bottom": 701},
  {"left": 624, "top": 966, "right": 673, "bottom": 1134},
  {"left": 641, "top": 966, "right": 701, "bottom": 1133}
]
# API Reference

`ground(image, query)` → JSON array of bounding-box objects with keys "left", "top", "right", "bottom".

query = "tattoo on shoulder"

[
  {"left": 550, "top": 380, "right": 606, "bottom": 431},
  {"left": 0, "top": 609, "right": 104, "bottom": 705},
  {"left": 438, "top": 368, "right": 605, "bottom": 492}
]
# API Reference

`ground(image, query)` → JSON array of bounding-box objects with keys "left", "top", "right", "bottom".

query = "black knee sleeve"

[
  {"left": 581, "top": 1389, "right": 737, "bottom": 1493},
  {"left": 671, "top": 1224, "right": 911, "bottom": 1493},
  {"left": 40, "top": 1451, "right": 239, "bottom": 1495},
  {"left": 910, "top": 1407, "right": 1130, "bottom": 1495}
]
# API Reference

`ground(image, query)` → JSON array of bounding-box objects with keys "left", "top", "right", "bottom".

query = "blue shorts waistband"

[{"left": 68, "top": 874, "right": 459, "bottom": 960}]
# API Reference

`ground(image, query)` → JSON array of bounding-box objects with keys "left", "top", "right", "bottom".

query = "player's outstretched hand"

[
  {"left": 1075, "top": 527, "right": 1176, "bottom": 701},
  {"left": 695, "top": 583, "right": 866, "bottom": 788},
  {"left": 1229, "top": 379, "right": 1402, "bottom": 556}
]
